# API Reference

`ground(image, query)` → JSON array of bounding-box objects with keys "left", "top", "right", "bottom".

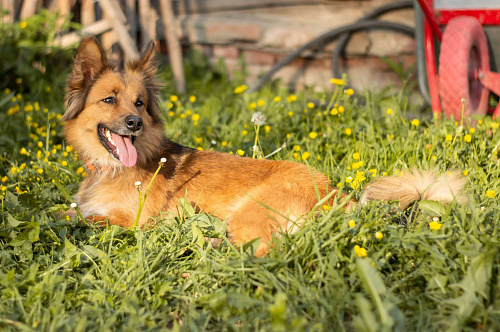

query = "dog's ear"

[
  {"left": 128, "top": 41, "right": 163, "bottom": 123},
  {"left": 62, "top": 36, "right": 109, "bottom": 121}
]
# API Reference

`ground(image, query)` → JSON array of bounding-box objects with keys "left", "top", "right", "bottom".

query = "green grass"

[{"left": 1, "top": 56, "right": 500, "bottom": 331}]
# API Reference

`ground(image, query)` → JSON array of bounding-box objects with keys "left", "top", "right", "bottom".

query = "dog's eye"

[
  {"left": 102, "top": 97, "right": 116, "bottom": 104},
  {"left": 135, "top": 100, "right": 144, "bottom": 107}
]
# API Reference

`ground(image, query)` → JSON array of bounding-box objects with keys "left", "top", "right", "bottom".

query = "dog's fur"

[{"left": 63, "top": 37, "right": 466, "bottom": 256}]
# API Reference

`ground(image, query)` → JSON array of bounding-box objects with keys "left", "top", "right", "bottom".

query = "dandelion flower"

[
  {"left": 20, "top": 148, "right": 27, "bottom": 155},
  {"left": 307, "top": 102, "right": 315, "bottom": 109},
  {"left": 170, "top": 95, "right": 178, "bottom": 102},
  {"left": 375, "top": 231, "right": 383, "bottom": 240},
  {"left": 37, "top": 169, "right": 43, "bottom": 174},
  {"left": 487, "top": 190, "right": 495, "bottom": 198},
  {"left": 353, "top": 152, "right": 360, "bottom": 160},
  {"left": 242, "top": 130, "right": 248, "bottom": 136},
  {"left": 192, "top": 114, "right": 200, "bottom": 122},
  {"left": 463, "top": 169, "right": 468, "bottom": 176},
  {"left": 354, "top": 245, "right": 367, "bottom": 258},
  {"left": 251, "top": 112, "right": 266, "bottom": 126},
  {"left": 257, "top": 100, "right": 265, "bottom": 107},
  {"left": 248, "top": 102, "right": 257, "bottom": 110},
  {"left": 330, "top": 78, "right": 346, "bottom": 85},
  {"left": 331, "top": 108, "right": 338, "bottom": 115},
  {"left": 237, "top": 149, "right": 245, "bottom": 156},
  {"left": 411, "top": 119, "right": 420, "bottom": 127},
  {"left": 338, "top": 106, "right": 345, "bottom": 113},
  {"left": 309, "top": 132, "right": 318, "bottom": 139},
  {"left": 345, "top": 128, "right": 352, "bottom": 136},
  {"left": 348, "top": 219, "right": 356, "bottom": 228},
  {"left": 265, "top": 125, "right": 271, "bottom": 133},
  {"left": 386, "top": 108, "right": 392, "bottom": 115},
  {"left": 301, "top": 152, "right": 310, "bottom": 160},
  {"left": 189, "top": 95, "right": 196, "bottom": 103},
  {"left": 429, "top": 221, "right": 442, "bottom": 230},
  {"left": 345, "top": 89, "right": 354, "bottom": 96},
  {"left": 293, "top": 145, "right": 301, "bottom": 152},
  {"left": 464, "top": 134, "right": 471, "bottom": 142},
  {"left": 492, "top": 122, "right": 499, "bottom": 129},
  {"left": 234, "top": 85, "right": 247, "bottom": 94}
]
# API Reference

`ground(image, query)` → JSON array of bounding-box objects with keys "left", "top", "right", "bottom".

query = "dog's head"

[{"left": 63, "top": 36, "right": 163, "bottom": 169}]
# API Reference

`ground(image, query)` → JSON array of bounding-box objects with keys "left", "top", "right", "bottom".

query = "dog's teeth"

[{"left": 116, "top": 146, "right": 119, "bottom": 155}]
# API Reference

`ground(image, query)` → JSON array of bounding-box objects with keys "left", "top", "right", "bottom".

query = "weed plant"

[{"left": 0, "top": 13, "right": 499, "bottom": 332}]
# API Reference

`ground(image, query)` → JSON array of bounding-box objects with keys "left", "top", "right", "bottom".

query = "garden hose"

[
  {"left": 331, "top": 0, "right": 414, "bottom": 79},
  {"left": 248, "top": 1, "right": 415, "bottom": 93}
]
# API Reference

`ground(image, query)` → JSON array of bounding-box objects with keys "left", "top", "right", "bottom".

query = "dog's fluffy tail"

[{"left": 360, "top": 169, "right": 467, "bottom": 209}]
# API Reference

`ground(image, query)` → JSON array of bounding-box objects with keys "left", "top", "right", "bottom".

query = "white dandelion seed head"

[
  {"left": 135, "top": 181, "right": 142, "bottom": 187},
  {"left": 251, "top": 112, "right": 266, "bottom": 126},
  {"left": 211, "top": 140, "right": 216, "bottom": 145},
  {"left": 70, "top": 202, "right": 77, "bottom": 208},
  {"left": 160, "top": 157, "right": 167, "bottom": 163}
]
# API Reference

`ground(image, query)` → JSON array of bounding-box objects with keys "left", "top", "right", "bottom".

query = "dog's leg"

[{"left": 226, "top": 183, "right": 321, "bottom": 257}]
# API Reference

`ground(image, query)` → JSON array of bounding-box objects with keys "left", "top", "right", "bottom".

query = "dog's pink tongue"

[{"left": 111, "top": 133, "right": 137, "bottom": 167}]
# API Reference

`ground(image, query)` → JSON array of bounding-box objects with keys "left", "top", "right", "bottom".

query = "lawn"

[{"left": 1, "top": 12, "right": 500, "bottom": 332}]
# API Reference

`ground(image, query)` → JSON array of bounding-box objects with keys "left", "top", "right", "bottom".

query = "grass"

[{"left": 1, "top": 54, "right": 500, "bottom": 331}]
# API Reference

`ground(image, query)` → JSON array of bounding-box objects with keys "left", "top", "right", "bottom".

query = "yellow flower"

[
  {"left": 491, "top": 122, "right": 499, "bottom": 129},
  {"left": 307, "top": 102, "right": 315, "bottom": 109},
  {"left": 429, "top": 221, "right": 442, "bottom": 230},
  {"left": 463, "top": 169, "right": 468, "bottom": 176},
  {"left": 45, "top": 86, "right": 51, "bottom": 93},
  {"left": 257, "top": 100, "right": 265, "bottom": 107},
  {"left": 37, "top": 168, "right": 43, "bottom": 174},
  {"left": 469, "top": 128, "right": 475, "bottom": 134},
  {"left": 330, "top": 78, "right": 346, "bottom": 85},
  {"left": 76, "top": 167, "right": 84, "bottom": 174},
  {"left": 197, "top": 147, "right": 203, "bottom": 151},
  {"left": 265, "top": 125, "right": 271, "bottom": 133},
  {"left": 338, "top": 106, "right": 345, "bottom": 113},
  {"left": 354, "top": 245, "right": 367, "bottom": 258},
  {"left": 237, "top": 149, "right": 245, "bottom": 156},
  {"left": 386, "top": 108, "right": 392, "bottom": 115},
  {"left": 345, "top": 176, "right": 353, "bottom": 183},
  {"left": 287, "top": 95, "right": 297, "bottom": 103},
  {"left": 195, "top": 137, "right": 203, "bottom": 143},
  {"left": 375, "top": 231, "right": 383, "bottom": 240},
  {"left": 431, "top": 155, "right": 437, "bottom": 161},
  {"left": 301, "top": 152, "right": 310, "bottom": 160},
  {"left": 1, "top": 185, "right": 6, "bottom": 191},
  {"left": 351, "top": 161, "right": 363, "bottom": 169},
  {"left": 61, "top": 161, "right": 68, "bottom": 167},
  {"left": 345, "top": 128, "right": 352, "bottom": 136},
  {"left": 10, "top": 167, "right": 18, "bottom": 174},
  {"left": 168, "top": 111, "right": 174, "bottom": 117},
  {"left": 274, "top": 96, "right": 281, "bottom": 102},
  {"left": 248, "top": 102, "right": 257, "bottom": 110},
  {"left": 309, "top": 132, "right": 318, "bottom": 139},
  {"left": 353, "top": 152, "right": 360, "bottom": 160},
  {"left": 445, "top": 134, "right": 453, "bottom": 141},
  {"left": 411, "top": 119, "right": 420, "bottom": 127},
  {"left": 348, "top": 219, "right": 356, "bottom": 228},
  {"left": 170, "top": 95, "right": 178, "bottom": 102},
  {"left": 221, "top": 141, "right": 228, "bottom": 147},
  {"left": 330, "top": 108, "right": 338, "bottom": 115},
  {"left": 189, "top": 95, "right": 196, "bottom": 103},
  {"left": 192, "top": 114, "right": 200, "bottom": 122},
  {"left": 293, "top": 152, "right": 299, "bottom": 159},
  {"left": 464, "top": 134, "right": 471, "bottom": 143},
  {"left": 242, "top": 130, "right": 248, "bottom": 136},
  {"left": 322, "top": 205, "right": 331, "bottom": 211},
  {"left": 66, "top": 146, "right": 73, "bottom": 152},
  {"left": 20, "top": 148, "right": 27, "bottom": 155},
  {"left": 37, "top": 141, "right": 43, "bottom": 148},
  {"left": 186, "top": 110, "right": 192, "bottom": 116},
  {"left": 20, "top": 21, "right": 27, "bottom": 29},
  {"left": 293, "top": 145, "right": 301, "bottom": 152},
  {"left": 1, "top": 176, "right": 7, "bottom": 182},
  {"left": 487, "top": 190, "right": 495, "bottom": 198},
  {"left": 345, "top": 88, "right": 354, "bottom": 96},
  {"left": 234, "top": 85, "right": 247, "bottom": 94},
  {"left": 288, "top": 111, "right": 293, "bottom": 117}
]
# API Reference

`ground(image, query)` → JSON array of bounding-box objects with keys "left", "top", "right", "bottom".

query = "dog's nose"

[{"left": 125, "top": 115, "right": 143, "bottom": 132}]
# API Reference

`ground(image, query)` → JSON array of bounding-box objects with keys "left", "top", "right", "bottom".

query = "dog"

[{"left": 62, "top": 36, "right": 466, "bottom": 256}]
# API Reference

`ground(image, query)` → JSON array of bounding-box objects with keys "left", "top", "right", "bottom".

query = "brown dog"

[{"left": 63, "top": 37, "right": 466, "bottom": 256}]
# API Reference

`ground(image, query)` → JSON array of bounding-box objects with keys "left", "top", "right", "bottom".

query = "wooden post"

[
  {"left": 81, "top": 0, "right": 95, "bottom": 26},
  {"left": 125, "top": 0, "right": 138, "bottom": 44},
  {"left": 159, "top": 0, "right": 186, "bottom": 93},
  {"left": 20, "top": 0, "right": 39, "bottom": 19},
  {"left": 138, "top": 0, "right": 152, "bottom": 51},
  {"left": 99, "top": 0, "right": 140, "bottom": 60},
  {"left": 1, "top": 0, "right": 15, "bottom": 23},
  {"left": 56, "top": 0, "right": 70, "bottom": 31}
]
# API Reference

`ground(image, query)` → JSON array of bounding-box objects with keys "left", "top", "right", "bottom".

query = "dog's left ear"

[{"left": 128, "top": 41, "right": 163, "bottom": 123}]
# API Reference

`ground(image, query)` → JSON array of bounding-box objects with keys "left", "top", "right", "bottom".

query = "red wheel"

[{"left": 438, "top": 16, "right": 489, "bottom": 119}]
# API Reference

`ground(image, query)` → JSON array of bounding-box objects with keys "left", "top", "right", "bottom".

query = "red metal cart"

[{"left": 416, "top": 0, "right": 500, "bottom": 119}]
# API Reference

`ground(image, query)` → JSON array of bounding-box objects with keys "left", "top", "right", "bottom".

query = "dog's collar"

[{"left": 85, "top": 160, "right": 114, "bottom": 172}]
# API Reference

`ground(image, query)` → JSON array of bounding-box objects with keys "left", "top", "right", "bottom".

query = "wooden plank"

[
  {"left": 99, "top": 0, "right": 140, "bottom": 60},
  {"left": 159, "top": 0, "right": 186, "bottom": 93},
  {"left": 56, "top": 0, "right": 70, "bottom": 31},
  {"left": 52, "top": 20, "right": 113, "bottom": 47},
  {"left": 20, "top": 0, "right": 39, "bottom": 19}
]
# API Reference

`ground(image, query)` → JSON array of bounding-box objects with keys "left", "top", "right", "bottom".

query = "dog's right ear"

[{"left": 62, "top": 36, "right": 108, "bottom": 121}]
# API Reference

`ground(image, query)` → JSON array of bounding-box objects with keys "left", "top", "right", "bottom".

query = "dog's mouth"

[{"left": 97, "top": 124, "right": 138, "bottom": 167}]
